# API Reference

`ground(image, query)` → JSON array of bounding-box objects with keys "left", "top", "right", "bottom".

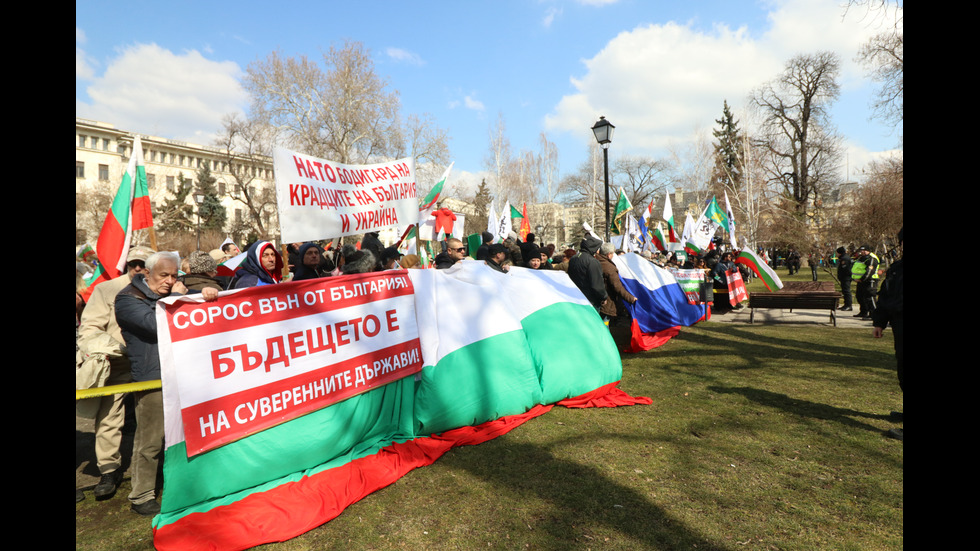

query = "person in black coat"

[
  {"left": 475, "top": 231, "right": 494, "bottom": 261},
  {"left": 567, "top": 236, "right": 606, "bottom": 312},
  {"left": 292, "top": 242, "right": 328, "bottom": 280},
  {"left": 873, "top": 227, "right": 903, "bottom": 440},
  {"left": 836, "top": 247, "right": 854, "bottom": 310}
]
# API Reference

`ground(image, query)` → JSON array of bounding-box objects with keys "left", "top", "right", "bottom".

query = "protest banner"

[
  {"left": 152, "top": 263, "right": 646, "bottom": 551},
  {"left": 273, "top": 147, "right": 419, "bottom": 243},
  {"left": 670, "top": 268, "right": 705, "bottom": 304},
  {"left": 726, "top": 268, "right": 747, "bottom": 306},
  {"left": 158, "top": 272, "right": 422, "bottom": 457}
]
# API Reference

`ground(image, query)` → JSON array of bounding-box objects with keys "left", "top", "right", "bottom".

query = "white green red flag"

[
  {"left": 650, "top": 223, "right": 667, "bottom": 252},
  {"left": 150, "top": 265, "right": 650, "bottom": 550},
  {"left": 735, "top": 248, "right": 783, "bottom": 291},
  {"left": 82, "top": 136, "right": 153, "bottom": 299},
  {"left": 663, "top": 192, "right": 677, "bottom": 242},
  {"left": 419, "top": 162, "right": 454, "bottom": 211}
]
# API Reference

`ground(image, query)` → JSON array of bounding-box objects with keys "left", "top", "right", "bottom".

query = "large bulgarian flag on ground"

[
  {"left": 735, "top": 248, "right": 783, "bottom": 291},
  {"left": 81, "top": 136, "right": 153, "bottom": 300},
  {"left": 151, "top": 263, "right": 647, "bottom": 550}
]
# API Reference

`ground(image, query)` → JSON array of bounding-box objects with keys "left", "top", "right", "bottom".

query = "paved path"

[{"left": 708, "top": 304, "right": 875, "bottom": 330}]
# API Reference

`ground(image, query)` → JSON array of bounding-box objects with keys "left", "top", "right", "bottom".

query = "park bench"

[{"left": 748, "top": 281, "right": 842, "bottom": 326}]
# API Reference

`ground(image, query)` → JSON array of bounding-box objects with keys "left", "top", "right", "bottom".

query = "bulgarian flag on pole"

[
  {"left": 736, "top": 248, "right": 784, "bottom": 291},
  {"left": 650, "top": 222, "right": 667, "bottom": 252},
  {"left": 81, "top": 136, "right": 153, "bottom": 300},
  {"left": 663, "top": 191, "right": 677, "bottom": 242},
  {"left": 419, "top": 162, "right": 454, "bottom": 211}
]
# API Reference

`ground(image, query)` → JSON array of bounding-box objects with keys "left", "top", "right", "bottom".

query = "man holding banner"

[{"left": 114, "top": 252, "right": 218, "bottom": 516}]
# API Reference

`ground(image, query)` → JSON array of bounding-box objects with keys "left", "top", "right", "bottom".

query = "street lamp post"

[
  {"left": 591, "top": 116, "right": 614, "bottom": 241},
  {"left": 194, "top": 192, "right": 206, "bottom": 250}
]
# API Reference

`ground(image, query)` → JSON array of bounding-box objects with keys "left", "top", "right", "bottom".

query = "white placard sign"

[{"left": 274, "top": 147, "right": 419, "bottom": 243}]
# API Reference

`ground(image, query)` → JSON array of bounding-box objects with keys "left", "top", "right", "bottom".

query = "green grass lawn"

[{"left": 76, "top": 264, "right": 903, "bottom": 550}]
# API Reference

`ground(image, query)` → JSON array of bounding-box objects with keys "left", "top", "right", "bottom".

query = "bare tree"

[
  {"left": 830, "top": 157, "right": 903, "bottom": 254},
  {"left": 857, "top": 31, "right": 903, "bottom": 140},
  {"left": 750, "top": 52, "right": 844, "bottom": 222},
  {"left": 213, "top": 113, "right": 280, "bottom": 241},
  {"left": 538, "top": 132, "right": 561, "bottom": 203},
  {"left": 666, "top": 125, "right": 715, "bottom": 216},
  {"left": 485, "top": 113, "right": 514, "bottom": 201},
  {"left": 244, "top": 41, "right": 448, "bottom": 167},
  {"left": 399, "top": 112, "right": 451, "bottom": 199}
]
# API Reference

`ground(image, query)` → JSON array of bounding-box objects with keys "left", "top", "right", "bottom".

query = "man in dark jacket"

[
  {"left": 567, "top": 236, "right": 606, "bottom": 312},
  {"left": 597, "top": 243, "right": 637, "bottom": 318},
  {"left": 435, "top": 238, "right": 467, "bottom": 269},
  {"left": 485, "top": 243, "right": 509, "bottom": 273},
  {"left": 115, "top": 252, "right": 217, "bottom": 516},
  {"left": 475, "top": 231, "right": 494, "bottom": 261},
  {"left": 873, "top": 228, "right": 903, "bottom": 440},
  {"left": 519, "top": 233, "right": 538, "bottom": 264},
  {"left": 836, "top": 247, "right": 854, "bottom": 310},
  {"left": 597, "top": 242, "right": 637, "bottom": 351}
]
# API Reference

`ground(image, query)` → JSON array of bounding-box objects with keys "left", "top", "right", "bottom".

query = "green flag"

[
  {"left": 705, "top": 196, "right": 729, "bottom": 230},
  {"left": 611, "top": 188, "right": 633, "bottom": 235}
]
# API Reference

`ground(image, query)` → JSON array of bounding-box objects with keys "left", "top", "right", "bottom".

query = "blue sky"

[{"left": 76, "top": 0, "right": 902, "bottom": 197}]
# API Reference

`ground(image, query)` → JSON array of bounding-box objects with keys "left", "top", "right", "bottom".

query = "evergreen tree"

[
  {"left": 156, "top": 173, "right": 194, "bottom": 235},
  {"left": 466, "top": 178, "right": 494, "bottom": 237},
  {"left": 195, "top": 163, "right": 227, "bottom": 232},
  {"left": 710, "top": 100, "right": 743, "bottom": 198}
]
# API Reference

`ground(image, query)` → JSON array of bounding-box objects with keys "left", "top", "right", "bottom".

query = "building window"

[
  {"left": 102, "top": 138, "right": 110, "bottom": 151},
  {"left": 218, "top": 182, "right": 226, "bottom": 196},
  {"left": 147, "top": 174, "right": 156, "bottom": 188},
  {"left": 78, "top": 135, "right": 87, "bottom": 148},
  {"left": 99, "top": 164, "right": 110, "bottom": 181},
  {"left": 76, "top": 161, "right": 85, "bottom": 178},
  {"left": 167, "top": 175, "right": 175, "bottom": 193}
]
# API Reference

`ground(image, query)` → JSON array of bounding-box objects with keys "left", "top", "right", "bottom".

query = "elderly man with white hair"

[{"left": 114, "top": 251, "right": 217, "bottom": 516}]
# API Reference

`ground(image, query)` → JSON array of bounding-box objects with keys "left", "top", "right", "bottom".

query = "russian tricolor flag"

[{"left": 612, "top": 253, "right": 706, "bottom": 351}]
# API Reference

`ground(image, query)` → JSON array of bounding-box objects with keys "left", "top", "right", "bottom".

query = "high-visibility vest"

[{"left": 852, "top": 253, "right": 880, "bottom": 280}]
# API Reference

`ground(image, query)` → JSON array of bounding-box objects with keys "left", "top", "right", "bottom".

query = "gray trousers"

[{"left": 128, "top": 389, "right": 164, "bottom": 505}]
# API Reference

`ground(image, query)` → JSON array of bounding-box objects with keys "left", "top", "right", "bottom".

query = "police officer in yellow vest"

[{"left": 852, "top": 245, "right": 880, "bottom": 319}]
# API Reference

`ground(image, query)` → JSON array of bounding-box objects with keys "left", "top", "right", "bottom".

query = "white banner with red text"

[
  {"left": 273, "top": 147, "right": 419, "bottom": 243},
  {"left": 156, "top": 272, "right": 422, "bottom": 457}
]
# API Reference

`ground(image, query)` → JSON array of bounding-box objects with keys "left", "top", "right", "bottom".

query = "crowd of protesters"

[{"left": 76, "top": 223, "right": 904, "bottom": 514}]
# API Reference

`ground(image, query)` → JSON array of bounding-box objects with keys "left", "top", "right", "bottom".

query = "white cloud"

[
  {"left": 545, "top": 21, "right": 774, "bottom": 154},
  {"left": 76, "top": 43, "right": 247, "bottom": 145},
  {"left": 464, "top": 95, "right": 485, "bottom": 112},
  {"left": 544, "top": 0, "right": 900, "bottom": 160},
  {"left": 385, "top": 47, "right": 424, "bottom": 66},
  {"left": 542, "top": 6, "right": 562, "bottom": 28},
  {"left": 76, "top": 28, "right": 97, "bottom": 81}
]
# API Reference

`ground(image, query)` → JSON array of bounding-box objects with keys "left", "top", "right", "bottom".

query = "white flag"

[
  {"left": 496, "top": 201, "right": 513, "bottom": 242},
  {"left": 487, "top": 202, "right": 499, "bottom": 243},
  {"left": 724, "top": 191, "right": 738, "bottom": 249}
]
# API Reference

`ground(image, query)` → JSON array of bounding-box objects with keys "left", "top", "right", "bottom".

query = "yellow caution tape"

[{"left": 75, "top": 380, "right": 162, "bottom": 400}]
